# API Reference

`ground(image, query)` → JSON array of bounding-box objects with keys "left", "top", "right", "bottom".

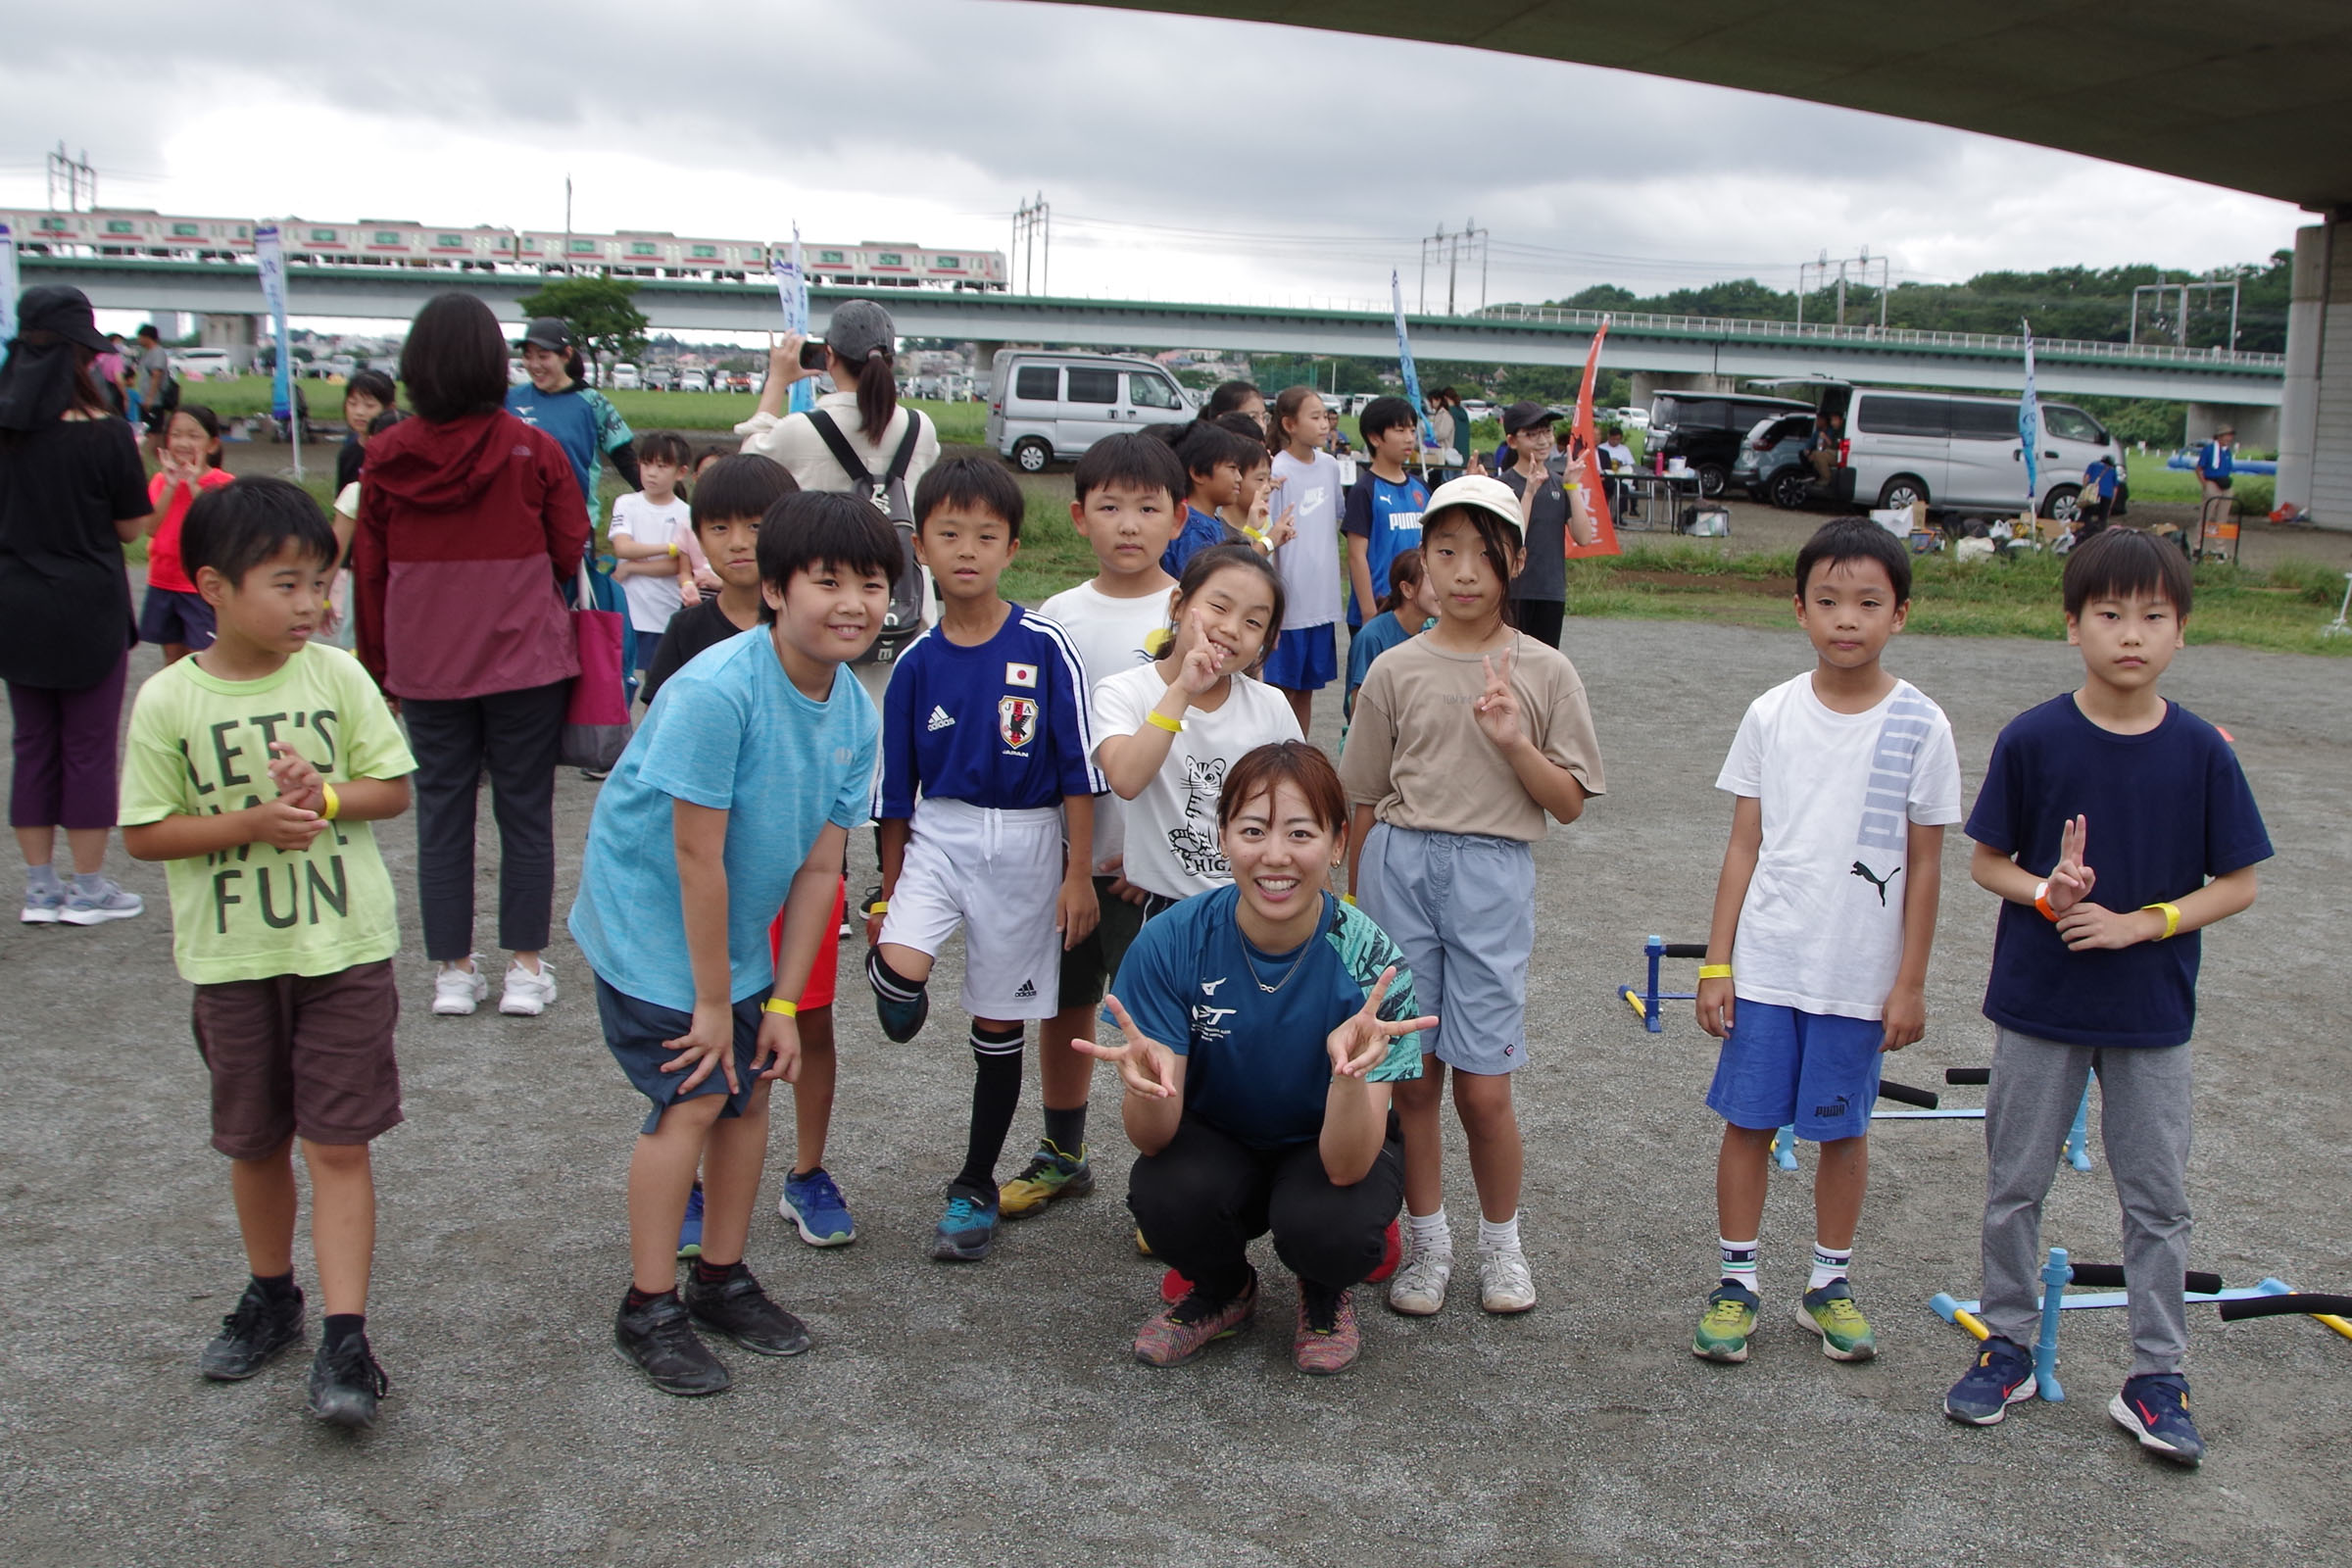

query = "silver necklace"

[{"left": 1240, "top": 927, "right": 1315, "bottom": 994}]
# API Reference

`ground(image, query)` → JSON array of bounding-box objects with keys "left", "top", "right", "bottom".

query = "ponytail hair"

[
  {"left": 1155, "top": 542, "right": 1287, "bottom": 674},
  {"left": 1150, "top": 416, "right": 1261, "bottom": 486},
  {"left": 1377, "top": 547, "right": 1425, "bottom": 614},
  {"left": 1269, "top": 386, "right": 1323, "bottom": 454},
  {"left": 853, "top": 349, "right": 898, "bottom": 444}
]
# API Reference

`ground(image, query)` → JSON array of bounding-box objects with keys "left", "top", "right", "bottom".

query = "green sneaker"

[
  {"left": 998, "top": 1139, "right": 1094, "bottom": 1219},
  {"left": 1795, "top": 1280, "right": 1877, "bottom": 1361},
  {"left": 1692, "top": 1283, "right": 1759, "bottom": 1363}
]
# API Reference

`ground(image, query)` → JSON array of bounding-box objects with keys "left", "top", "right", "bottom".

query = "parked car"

[
  {"left": 611, "top": 363, "right": 641, "bottom": 389},
  {"left": 645, "top": 367, "right": 675, "bottom": 392},
  {"left": 726, "top": 370, "right": 753, "bottom": 393},
  {"left": 508, "top": 358, "right": 531, "bottom": 386},
  {"left": 169, "top": 348, "right": 237, "bottom": 381},
  {"left": 985, "top": 349, "right": 1193, "bottom": 471},
  {"left": 1729, "top": 413, "right": 1818, "bottom": 508},
  {"left": 1644, "top": 390, "right": 1816, "bottom": 497},
  {"left": 677, "top": 369, "right": 710, "bottom": 394}
]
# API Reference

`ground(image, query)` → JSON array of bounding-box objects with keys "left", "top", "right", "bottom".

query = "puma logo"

[{"left": 1849, "top": 860, "right": 1899, "bottom": 906}]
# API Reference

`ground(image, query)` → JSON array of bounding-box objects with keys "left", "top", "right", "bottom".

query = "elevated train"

[{"left": 2, "top": 208, "right": 1007, "bottom": 291}]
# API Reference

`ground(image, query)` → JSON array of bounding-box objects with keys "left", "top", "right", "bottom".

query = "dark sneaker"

[
  {"left": 614, "top": 1290, "right": 731, "bottom": 1396},
  {"left": 306, "top": 1334, "right": 390, "bottom": 1429},
  {"left": 930, "top": 1192, "right": 1000, "bottom": 1261},
  {"left": 1293, "top": 1281, "right": 1361, "bottom": 1376},
  {"left": 999, "top": 1139, "right": 1093, "bottom": 1218},
  {"left": 1944, "top": 1335, "right": 2037, "bottom": 1425},
  {"left": 1135, "top": 1271, "right": 1258, "bottom": 1367},
  {"left": 199, "top": 1279, "right": 305, "bottom": 1381},
  {"left": 779, "top": 1166, "right": 856, "bottom": 1247},
  {"left": 2110, "top": 1373, "right": 2205, "bottom": 1465},
  {"left": 873, "top": 985, "right": 929, "bottom": 1044},
  {"left": 684, "top": 1265, "right": 812, "bottom": 1357}
]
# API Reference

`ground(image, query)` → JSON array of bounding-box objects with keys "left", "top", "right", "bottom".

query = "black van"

[{"left": 1645, "top": 390, "right": 1816, "bottom": 497}]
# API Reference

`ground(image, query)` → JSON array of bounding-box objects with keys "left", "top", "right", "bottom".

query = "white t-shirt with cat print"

[{"left": 1092, "top": 664, "right": 1302, "bottom": 902}]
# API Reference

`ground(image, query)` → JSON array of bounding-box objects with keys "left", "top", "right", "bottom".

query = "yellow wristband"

[
  {"left": 1342, "top": 894, "right": 1357, "bottom": 906},
  {"left": 1146, "top": 710, "right": 1185, "bottom": 734},
  {"left": 866, "top": 898, "right": 889, "bottom": 916},
  {"left": 762, "top": 998, "right": 798, "bottom": 1018},
  {"left": 2140, "top": 902, "right": 2181, "bottom": 941},
  {"left": 319, "top": 782, "right": 340, "bottom": 821},
  {"left": 1696, "top": 963, "right": 1734, "bottom": 980}
]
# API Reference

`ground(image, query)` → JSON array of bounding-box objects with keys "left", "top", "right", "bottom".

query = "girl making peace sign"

[{"left": 1081, "top": 741, "right": 1434, "bottom": 1376}]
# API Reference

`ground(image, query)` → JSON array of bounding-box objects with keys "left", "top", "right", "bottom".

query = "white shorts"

[{"left": 878, "top": 797, "right": 1065, "bottom": 1022}]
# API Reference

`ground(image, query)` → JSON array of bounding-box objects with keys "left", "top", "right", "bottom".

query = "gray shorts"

[{"left": 1354, "top": 823, "right": 1535, "bottom": 1075}]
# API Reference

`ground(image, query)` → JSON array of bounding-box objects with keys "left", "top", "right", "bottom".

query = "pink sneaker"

[
  {"left": 1133, "top": 1271, "right": 1256, "bottom": 1367},
  {"left": 1293, "top": 1283, "right": 1361, "bottom": 1376}
]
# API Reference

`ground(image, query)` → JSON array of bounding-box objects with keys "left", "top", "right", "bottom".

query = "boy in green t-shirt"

[{"left": 120, "top": 478, "right": 417, "bottom": 1430}]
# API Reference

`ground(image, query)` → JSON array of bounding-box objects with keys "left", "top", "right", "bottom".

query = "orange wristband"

[{"left": 2033, "top": 880, "right": 2059, "bottom": 921}]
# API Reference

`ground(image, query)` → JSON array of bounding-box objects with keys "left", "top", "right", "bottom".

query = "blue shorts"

[
  {"left": 631, "top": 630, "right": 664, "bottom": 682},
  {"left": 1353, "top": 823, "right": 1534, "bottom": 1075},
  {"left": 138, "top": 586, "right": 217, "bottom": 650},
  {"left": 1705, "top": 1001, "right": 1884, "bottom": 1142},
  {"left": 1260, "top": 624, "right": 1337, "bottom": 691},
  {"left": 594, "top": 973, "right": 766, "bottom": 1135}
]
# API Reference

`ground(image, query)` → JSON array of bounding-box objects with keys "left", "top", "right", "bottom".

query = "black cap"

[
  {"left": 1501, "top": 401, "right": 1566, "bottom": 436},
  {"left": 517, "top": 317, "right": 574, "bottom": 353},
  {"left": 12, "top": 286, "right": 109, "bottom": 352},
  {"left": 823, "top": 299, "right": 896, "bottom": 364}
]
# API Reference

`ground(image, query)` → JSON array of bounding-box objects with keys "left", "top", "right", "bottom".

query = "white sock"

[
  {"left": 1810, "top": 1243, "right": 1853, "bottom": 1292},
  {"left": 1719, "top": 1237, "right": 1760, "bottom": 1296},
  {"left": 1405, "top": 1206, "right": 1451, "bottom": 1255},
  {"left": 1477, "top": 1212, "right": 1520, "bottom": 1254}
]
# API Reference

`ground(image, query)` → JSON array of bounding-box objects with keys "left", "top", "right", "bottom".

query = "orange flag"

[{"left": 1564, "top": 321, "right": 1622, "bottom": 560}]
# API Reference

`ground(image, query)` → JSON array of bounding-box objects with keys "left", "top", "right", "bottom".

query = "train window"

[
  {"left": 39, "top": 217, "right": 72, "bottom": 232},
  {"left": 818, "top": 250, "right": 845, "bottom": 265},
  {"left": 436, "top": 234, "right": 464, "bottom": 248},
  {"left": 876, "top": 252, "right": 904, "bottom": 268},
  {"left": 373, "top": 230, "right": 403, "bottom": 246},
  {"left": 236, "top": 226, "right": 249, "bottom": 239},
  {"left": 107, "top": 220, "right": 136, "bottom": 235},
  {"left": 521, "top": 237, "right": 541, "bottom": 251},
  {"left": 569, "top": 239, "right": 598, "bottom": 254},
  {"left": 309, "top": 228, "right": 338, "bottom": 243},
  {"left": 691, "top": 244, "right": 717, "bottom": 259},
  {"left": 172, "top": 223, "right": 200, "bottom": 237},
  {"left": 631, "top": 242, "right": 658, "bottom": 257},
  {"left": 935, "top": 255, "right": 960, "bottom": 270}
]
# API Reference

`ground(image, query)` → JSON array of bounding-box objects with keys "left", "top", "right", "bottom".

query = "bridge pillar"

[
  {"left": 199, "top": 314, "right": 259, "bottom": 372},
  {"left": 1629, "top": 370, "right": 1735, "bottom": 408},
  {"left": 2184, "top": 402, "right": 2278, "bottom": 451},
  {"left": 970, "top": 341, "right": 1006, "bottom": 397},
  {"left": 2275, "top": 220, "right": 2350, "bottom": 527}
]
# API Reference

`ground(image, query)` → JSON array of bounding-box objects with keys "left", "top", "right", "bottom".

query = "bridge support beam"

[
  {"left": 1629, "top": 371, "right": 1735, "bottom": 409},
  {"left": 2276, "top": 219, "right": 2351, "bottom": 528},
  {"left": 969, "top": 341, "right": 1006, "bottom": 396},
  {"left": 2185, "top": 402, "right": 2278, "bottom": 451},
  {"left": 199, "top": 314, "right": 259, "bottom": 372}
]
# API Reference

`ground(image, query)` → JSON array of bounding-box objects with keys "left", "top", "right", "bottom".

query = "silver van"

[{"left": 986, "top": 351, "right": 1192, "bottom": 472}]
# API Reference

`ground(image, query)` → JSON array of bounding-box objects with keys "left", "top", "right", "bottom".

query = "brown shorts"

[{"left": 191, "top": 959, "right": 404, "bottom": 1159}]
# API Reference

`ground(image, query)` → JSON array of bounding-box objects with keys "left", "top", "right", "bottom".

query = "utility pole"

[
  {"left": 1419, "top": 220, "right": 1490, "bottom": 316},
  {"left": 47, "top": 143, "right": 97, "bottom": 212},
  {"left": 1011, "top": 193, "right": 1052, "bottom": 296},
  {"left": 1797, "top": 249, "right": 1888, "bottom": 329},
  {"left": 2131, "top": 279, "right": 2240, "bottom": 350},
  {"left": 564, "top": 174, "right": 573, "bottom": 276}
]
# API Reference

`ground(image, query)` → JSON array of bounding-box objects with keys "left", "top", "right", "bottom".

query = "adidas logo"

[
  {"left": 926, "top": 706, "right": 956, "bottom": 731},
  {"left": 1013, "top": 979, "right": 1037, "bottom": 1000}
]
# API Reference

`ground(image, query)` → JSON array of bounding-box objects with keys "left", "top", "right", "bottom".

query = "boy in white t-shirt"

[
  {"left": 609, "top": 432, "right": 704, "bottom": 697},
  {"left": 1005, "top": 434, "right": 1189, "bottom": 1222},
  {"left": 1690, "top": 517, "right": 1961, "bottom": 1368}
]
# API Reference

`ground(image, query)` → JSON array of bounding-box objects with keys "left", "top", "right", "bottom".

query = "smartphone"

[{"left": 798, "top": 341, "right": 828, "bottom": 370}]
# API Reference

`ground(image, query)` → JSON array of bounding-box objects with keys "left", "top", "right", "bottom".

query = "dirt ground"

[{"left": 3, "top": 560, "right": 2350, "bottom": 1566}]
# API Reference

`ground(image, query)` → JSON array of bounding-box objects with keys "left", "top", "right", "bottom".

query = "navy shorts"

[
  {"left": 631, "top": 630, "right": 665, "bottom": 681},
  {"left": 594, "top": 973, "right": 766, "bottom": 1135},
  {"left": 138, "top": 586, "right": 217, "bottom": 650},
  {"left": 1260, "top": 624, "right": 1337, "bottom": 691},
  {"left": 1705, "top": 1001, "right": 1884, "bottom": 1142}
]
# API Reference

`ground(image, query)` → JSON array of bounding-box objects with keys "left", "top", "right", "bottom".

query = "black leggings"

[
  {"left": 402, "top": 679, "right": 568, "bottom": 960},
  {"left": 1127, "top": 1114, "right": 1403, "bottom": 1298},
  {"left": 1510, "top": 598, "right": 1565, "bottom": 650}
]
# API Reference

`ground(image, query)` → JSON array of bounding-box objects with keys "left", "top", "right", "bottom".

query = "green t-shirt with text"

[{"left": 120, "top": 644, "right": 416, "bottom": 985}]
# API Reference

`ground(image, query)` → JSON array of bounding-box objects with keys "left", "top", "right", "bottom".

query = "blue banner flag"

[
  {"left": 771, "top": 228, "right": 814, "bottom": 416},
  {"left": 255, "top": 223, "right": 292, "bottom": 420},
  {"left": 2018, "top": 318, "right": 2042, "bottom": 511},
  {"left": 0, "top": 221, "right": 20, "bottom": 356},
  {"left": 1390, "top": 271, "right": 1438, "bottom": 465}
]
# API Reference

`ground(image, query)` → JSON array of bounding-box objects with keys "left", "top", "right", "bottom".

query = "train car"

[{"left": 4, "top": 207, "right": 257, "bottom": 262}]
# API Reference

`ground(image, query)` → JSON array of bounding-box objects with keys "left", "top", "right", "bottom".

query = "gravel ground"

[{"left": 2, "top": 594, "right": 2348, "bottom": 1567}]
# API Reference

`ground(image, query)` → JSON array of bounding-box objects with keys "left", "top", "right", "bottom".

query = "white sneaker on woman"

[
  {"left": 433, "top": 959, "right": 488, "bottom": 1016},
  {"left": 1387, "top": 1242, "right": 1452, "bottom": 1317},
  {"left": 499, "top": 960, "right": 558, "bottom": 1016}
]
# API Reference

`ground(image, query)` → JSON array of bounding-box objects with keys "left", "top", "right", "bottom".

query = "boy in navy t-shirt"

[
  {"left": 1342, "top": 397, "right": 1431, "bottom": 630},
  {"left": 864, "top": 458, "right": 1103, "bottom": 1264},
  {"left": 1942, "top": 530, "right": 2270, "bottom": 1466}
]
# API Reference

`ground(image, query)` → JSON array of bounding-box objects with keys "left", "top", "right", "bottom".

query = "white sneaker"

[
  {"left": 1479, "top": 1246, "right": 1538, "bottom": 1314},
  {"left": 499, "top": 959, "right": 558, "bottom": 1016},
  {"left": 433, "top": 959, "right": 488, "bottom": 1015},
  {"left": 1387, "top": 1240, "right": 1452, "bottom": 1316}
]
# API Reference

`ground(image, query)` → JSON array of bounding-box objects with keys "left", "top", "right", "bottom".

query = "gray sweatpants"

[{"left": 1979, "top": 1026, "right": 2195, "bottom": 1377}]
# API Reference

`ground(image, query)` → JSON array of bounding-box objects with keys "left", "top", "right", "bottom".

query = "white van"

[
  {"left": 611, "top": 364, "right": 641, "bottom": 389},
  {"left": 169, "top": 348, "right": 236, "bottom": 381},
  {"left": 986, "top": 350, "right": 1192, "bottom": 471}
]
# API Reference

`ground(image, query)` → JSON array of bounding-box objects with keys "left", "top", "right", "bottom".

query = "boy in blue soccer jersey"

[
  {"left": 1342, "top": 397, "right": 1432, "bottom": 632},
  {"left": 569, "top": 491, "right": 899, "bottom": 1397},
  {"left": 1942, "top": 529, "right": 2269, "bottom": 1467},
  {"left": 863, "top": 457, "right": 1104, "bottom": 1263}
]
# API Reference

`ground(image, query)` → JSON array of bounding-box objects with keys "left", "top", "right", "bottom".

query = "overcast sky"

[{"left": 1, "top": 0, "right": 2307, "bottom": 322}]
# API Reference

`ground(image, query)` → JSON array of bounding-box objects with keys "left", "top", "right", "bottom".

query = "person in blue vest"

[{"left": 2193, "top": 425, "right": 2235, "bottom": 510}]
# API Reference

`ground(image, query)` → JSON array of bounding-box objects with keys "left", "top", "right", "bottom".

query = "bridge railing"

[{"left": 1468, "top": 302, "right": 2284, "bottom": 368}]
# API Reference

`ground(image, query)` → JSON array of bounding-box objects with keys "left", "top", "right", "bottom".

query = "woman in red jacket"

[{"left": 357, "top": 294, "right": 589, "bottom": 1020}]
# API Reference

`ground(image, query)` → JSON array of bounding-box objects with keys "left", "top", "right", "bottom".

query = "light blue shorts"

[
  {"left": 1353, "top": 823, "right": 1534, "bottom": 1075},
  {"left": 1705, "top": 1001, "right": 1884, "bottom": 1142}
]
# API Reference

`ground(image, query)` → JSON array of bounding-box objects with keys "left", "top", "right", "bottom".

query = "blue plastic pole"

[
  {"left": 2065, "top": 1083, "right": 2093, "bottom": 1172},
  {"left": 1642, "top": 935, "right": 1665, "bottom": 1035},
  {"left": 1770, "top": 1125, "right": 1797, "bottom": 1170},
  {"left": 2034, "top": 1247, "right": 2071, "bottom": 1401}
]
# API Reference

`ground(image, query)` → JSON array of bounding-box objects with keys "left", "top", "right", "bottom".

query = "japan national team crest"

[{"left": 999, "top": 695, "right": 1038, "bottom": 749}]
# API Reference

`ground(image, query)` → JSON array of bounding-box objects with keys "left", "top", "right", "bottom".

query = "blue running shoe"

[
  {"left": 930, "top": 1191, "right": 1000, "bottom": 1262},
  {"left": 676, "top": 1182, "right": 705, "bottom": 1259},
  {"left": 873, "top": 986, "right": 928, "bottom": 1044},
  {"left": 1944, "top": 1335, "right": 2037, "bottom": 1425},
  {"left": 2110, "top": 1373, "right": 2205, "bottom": 1465},
  {"left": 779, "top": 1166, "right": 857, "bottom": 1248}
]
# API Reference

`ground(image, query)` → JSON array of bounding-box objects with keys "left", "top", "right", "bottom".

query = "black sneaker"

[
  {"left": 614, "top": 1290, "right": 731, "bottom": 1396},
  {"left": 199, "top": 1279, "right": 305, "bottom": 1381},
  {"left": 684, "top": 1264, "right": 812, "bottom": 1357},
  {"left": 306, "top": 1333, "right": 390, "bottom": 1429}
]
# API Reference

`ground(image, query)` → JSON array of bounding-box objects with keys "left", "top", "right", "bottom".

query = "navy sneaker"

[
  {"left": 779, "top": 1166, "right": 857, "bottom": 1247},
  {"left": 2110, "top": 1373, "right": 2205, "bottom": 1465},
  {"left": 930, "top": 1191, "right": 1000, "bottom": 1262},
  {"left": 873, "top": 985, "right": 928, "bottom": 1044},
  {"left": 675, "top": 1182, "right": 705, "bottom": 1260},
  {"left": 1944, "top": 1335, "right": 2037, "bottom": 1425}
]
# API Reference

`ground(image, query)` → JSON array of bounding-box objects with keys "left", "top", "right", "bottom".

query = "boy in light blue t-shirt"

[{"left": 568, "top": 491, "right": 900, "bottom": 1398}]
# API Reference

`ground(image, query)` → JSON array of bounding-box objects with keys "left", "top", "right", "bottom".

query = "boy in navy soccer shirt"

[
  {"left": 863, "top": 458, "right": 1104, "bottom": 1263},
  {"left": 1343, "top": 397, "right": 1432, "bottom": 631},
  {"left": 1941, "top": 529, "right": 2270, "bottom": 1466}
]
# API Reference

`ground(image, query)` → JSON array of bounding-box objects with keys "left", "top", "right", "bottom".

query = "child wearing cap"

[
  {"left": 507, "top": 318, "right": 641, "bottom": 527},
  {"left": 1494, "top": 404, "right": 1595, "bottom": 651}
]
